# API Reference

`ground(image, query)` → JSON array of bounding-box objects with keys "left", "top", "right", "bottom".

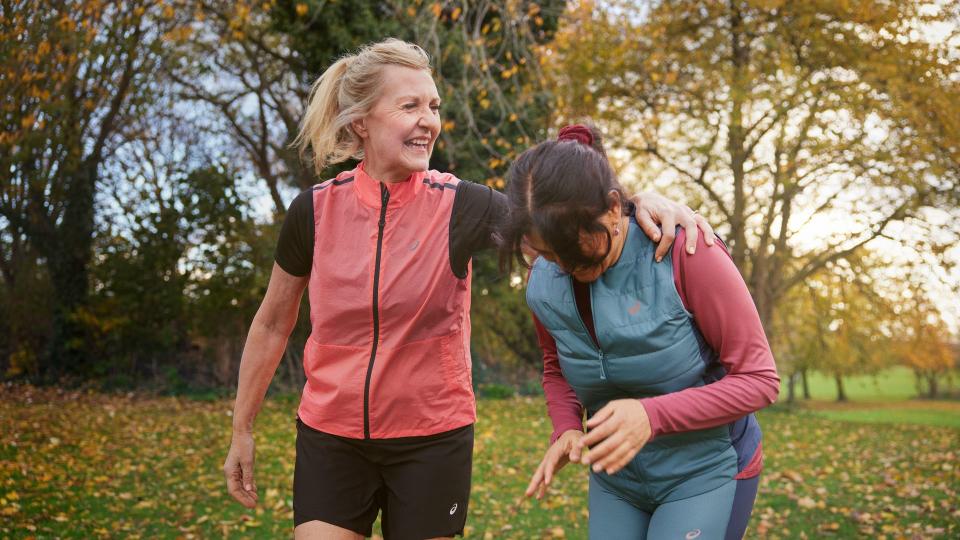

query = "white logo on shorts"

[
  {"left": 685, "top": 529, "right": 702, "bottom": 539},
  {"left": 449, "top": 503, "right": 458, "bottom": 515}
]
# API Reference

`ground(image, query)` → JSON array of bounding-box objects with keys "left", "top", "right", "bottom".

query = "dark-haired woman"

[{"left": 501, "top": 125, "right": 780, "bottom": 539}]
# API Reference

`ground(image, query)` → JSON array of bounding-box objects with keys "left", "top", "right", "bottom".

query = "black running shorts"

[{"left": 293, "top": 418, "right": 474, "bottom": 539}]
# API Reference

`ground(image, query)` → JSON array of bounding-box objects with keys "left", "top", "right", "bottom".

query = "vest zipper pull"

[
  {"left": 598, "top": 350, "right": 607, "bottom": 380},
  {"left": 379, "top": 184, "right": 389, "bottom": 227}
]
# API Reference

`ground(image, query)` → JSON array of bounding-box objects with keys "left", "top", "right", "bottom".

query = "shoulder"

[
  {"left": 283, "top": 188, "right": 316, "bottom": 225},
  {"left": 311, "top": 168, "right": 359, "bottom": 198},
  {"left": 423, "top": 169, "right": 461, "bottom": 192},
  {"left": 450, "top": 178, "right": 507, "bottom": 215},
  {"left": 527, "top": 257, "right": 563, "bottom": 303},
  {"left": 529, "top": 256, "right": 559, "bottom": 284}
]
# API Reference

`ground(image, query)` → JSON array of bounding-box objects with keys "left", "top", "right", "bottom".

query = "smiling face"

[
  {"left": 524, "top": 229, "right": 609, "bottom": 283},
  {"left": 352, "top": 65, "right": 442, "bottom": 182},
  {"left": 523, "top": 194, "right": 627, "bottom": 283}
]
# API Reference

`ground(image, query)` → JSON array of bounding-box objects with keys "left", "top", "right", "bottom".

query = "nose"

[{"left": 419, "top": 106, "right": 440, "bottom": 135}]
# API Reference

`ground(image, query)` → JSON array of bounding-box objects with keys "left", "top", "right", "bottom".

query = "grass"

[
  {"left": 777, "top": 366, "right": 960, "bottom": 429},
  {"left": 1, "top": 385, "right": 958, "bottom": 539},
  {"left": 778, "top": 366, "right": 958, "bottom": 402},
  {"left": 814, "top": 407, "right": 960, "bottom": 429}
]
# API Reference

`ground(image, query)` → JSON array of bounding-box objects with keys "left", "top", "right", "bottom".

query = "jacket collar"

[{"left": 353, "top": 162, "right": 426, "bottom": 208}]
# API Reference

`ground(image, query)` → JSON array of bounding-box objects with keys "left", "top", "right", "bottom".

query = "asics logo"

[{"left": 449, "top": 503, "right": 458, "bottom": 515}]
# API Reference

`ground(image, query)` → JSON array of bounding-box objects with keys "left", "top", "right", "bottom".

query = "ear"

[
  {"left": 606, "top": 190, "right": 623, "bottom": 217},
  {"left": 351, "top": 117, "right": 368, "bottom": 139}
]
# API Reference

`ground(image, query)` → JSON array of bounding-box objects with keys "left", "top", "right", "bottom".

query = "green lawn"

[
  {"left": 814, "top": 406, "right": 960, "bottom": 429},
  {"left": 1, "top": 386, "right": 958, "bottom": 539},
  {"left": 778, "top": 366, "right": 958, "bottom": 402},
  {"left": 777, "top": 366, "right": 960, "bottom": 429}
]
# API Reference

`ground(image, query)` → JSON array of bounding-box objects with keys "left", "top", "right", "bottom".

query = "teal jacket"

[{"left": 526, "top": 220, "right": 738, "bottom": 503}]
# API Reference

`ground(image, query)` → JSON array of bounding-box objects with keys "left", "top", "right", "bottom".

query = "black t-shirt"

[{"left": 274, "top": 179, "right": 507, "bottom": 279}]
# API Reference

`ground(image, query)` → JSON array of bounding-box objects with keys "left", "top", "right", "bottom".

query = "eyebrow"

[{"left": 396, "top": 95, "right": 441, "bottom": 103}]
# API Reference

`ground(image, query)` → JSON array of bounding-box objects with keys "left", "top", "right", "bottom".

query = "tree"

[
  {"left": 167, "top": 0, "right": 321, "bottom": 214},
  {"left": 88, "top": 98, "right": 277, "bottom": 387},
  {"left": 0, "top": 0, "right": 190, "bottom": 377},
  {"left": 891, "top": 283, "right": 957, "bottom": 399},
  {"left": 549, "top": 0, "right": 960, "bottom": 336},
  {"left": 773, "top": 251, "right": 898, "bottom": 402}
]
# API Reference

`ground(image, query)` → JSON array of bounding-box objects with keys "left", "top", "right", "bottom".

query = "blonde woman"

[{"left": 222, "top": 38, "right": 712, "bottom": 540}]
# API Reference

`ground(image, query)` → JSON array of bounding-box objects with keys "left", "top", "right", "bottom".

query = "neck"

[
  {"left": 363, "top": 160, "right": 411, "bottom": 184},
  {"left": 605, "top": 216, "right": 630, "bottom": 268}
]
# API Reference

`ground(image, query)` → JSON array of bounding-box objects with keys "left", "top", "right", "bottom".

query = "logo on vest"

[
  {"left": 628, "top": 300, "right": 642, "bottom": 315},
  {"left": 409, "top": 239, "right": 420, "bottom": 251},
  {"left": 449, "top": 503, "right": 458, "bottom": 515},
  {"left": 685, "top": 529, "right": 702, "bottom": 539}
]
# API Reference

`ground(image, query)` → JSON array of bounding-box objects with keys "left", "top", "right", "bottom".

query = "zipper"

[
  {"left": 363, "top": 183, "right": 390, "bottom": 439},
  {"left": 570, "top": 279, "right": 608, "bottom": 380}
]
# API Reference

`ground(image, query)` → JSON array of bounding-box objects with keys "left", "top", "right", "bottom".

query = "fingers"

[
  {"left": 582, "top": 432, "right": 622, "bottom": 472},
  {"left": 225, "top": 462, "right": 258, "bottom": 508},
  {"left": 579, "top": 421, "right": 617, "bottom": 456},
  {"left": 543, "top": 447, "right": 564, "bottom": 487},
  {"left": 241, "top": 459, "right": 256, "bottom": 493},
  {"left": 568, "top": 440, "right": 582, "bottom": 463},
  {"left": 679, "top": 209, "right": 699, "bottom": 255},
  {"left": 525, "top": 459, "right": 546, "bottom": 498},
  {"left": 591, "top": 438, "right": 638, "bottom": 475},
  {"left": 695, "top": 214, "right": 715, "bottom": 246},
  {"left": 654, "top": 213, "right": 677, "bottom": 262},
  {"left": 585, "top": 404, "right": 614, "bottom": 429},
  {"left": 634, "top": 207, "right": 662, "bottom": 244}
]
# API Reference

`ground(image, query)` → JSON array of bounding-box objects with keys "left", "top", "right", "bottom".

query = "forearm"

[
  {"left": 232, "top": 316, "right": 296, "bottom": 434},
  {"left": 641, "top": 370, "right": 779, "bottom": 438}
]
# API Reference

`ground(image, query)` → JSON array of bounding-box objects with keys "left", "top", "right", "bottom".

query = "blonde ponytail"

[{"left": 294, "top": 38, "right": 432, "bottom": 176}]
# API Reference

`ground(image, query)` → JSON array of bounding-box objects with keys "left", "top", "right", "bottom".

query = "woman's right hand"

[
  {"left": 525, "top": 429, "right": 584, "bottom": 500},
  {"left": 223, "top": 431, "right": 259, "bottom": 508}
]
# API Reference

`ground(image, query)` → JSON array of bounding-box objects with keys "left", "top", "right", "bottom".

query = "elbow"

[
  {"left": 253, "top": 309, "right": 298, "bottom": 339},
  {"left": 761, "top": 374, "right": 780, "bottom": 407}
]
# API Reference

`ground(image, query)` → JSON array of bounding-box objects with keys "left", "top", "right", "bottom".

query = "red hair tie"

[{"left": 557, "top": 124, "right": 594, "bottom": 146}]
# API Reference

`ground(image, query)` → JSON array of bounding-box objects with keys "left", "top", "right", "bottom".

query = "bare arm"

[
  {"left": 232, "top": 262, "right": 309, "bottom": 431},
  {"left": 224, "top": 263, "right": 309, "bottom": 508}
]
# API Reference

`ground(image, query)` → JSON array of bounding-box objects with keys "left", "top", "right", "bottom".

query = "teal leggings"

[{"left": 588, "top": 474, "right": 756, "bottom": 540}]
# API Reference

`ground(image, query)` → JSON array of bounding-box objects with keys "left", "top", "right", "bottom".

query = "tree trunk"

[
  {"left": 926, "top": 374, "right": 939, "bottom": 399},
  {"left": 42, "top": 162, "right": 97, "bottom": 379},
  {"left": 801, "top": 368, "right": 811, "bottom": 400},
  {"left": 726, "top": 4, "right": 749, "bottom": 269},
  {"left": 787, "top": 371, "right": 797, "bottom": 403},
  {"left": 834, "top": 373, "right": 847, "bottom": 402}
]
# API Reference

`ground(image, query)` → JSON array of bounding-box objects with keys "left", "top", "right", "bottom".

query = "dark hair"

[{"left": 497, "top": 123, "right": 634, "bottom": 272}]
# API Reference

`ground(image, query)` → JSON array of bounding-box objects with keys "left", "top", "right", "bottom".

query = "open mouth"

[{"left": 404, "top": 137, "right": 431, "bottom": 152}]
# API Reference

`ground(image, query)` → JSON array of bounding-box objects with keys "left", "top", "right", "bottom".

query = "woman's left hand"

[
  {"left": 577, "top": 399, "right": 652, "bottom": 475},
  {"left": 630, "top": 192, "right": 714, "bottom": 262}
]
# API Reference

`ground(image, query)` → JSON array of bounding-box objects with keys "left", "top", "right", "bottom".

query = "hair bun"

[{"left": 557, "top": 124, "right": 594, "bottom": 146}]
